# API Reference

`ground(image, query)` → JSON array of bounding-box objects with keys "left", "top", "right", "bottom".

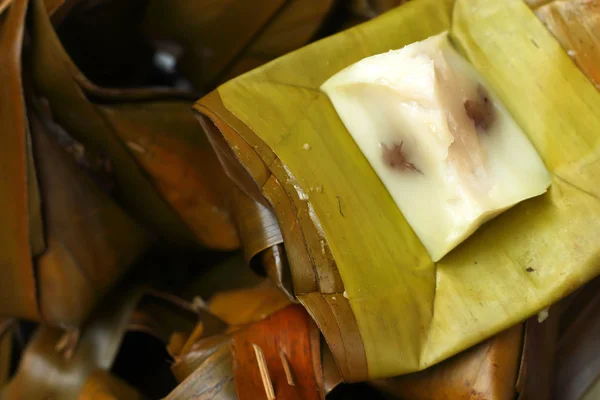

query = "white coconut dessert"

[{"left": 321, "top": 32, "right": 551, "bottom": 261}]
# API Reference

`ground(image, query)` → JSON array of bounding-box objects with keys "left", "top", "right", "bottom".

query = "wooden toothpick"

[
  {"left": 279, "top": 349, "right": 295, "bottom": 386},
  {"left": 253, "top": 344, "right": 276, "bottom": 400}
]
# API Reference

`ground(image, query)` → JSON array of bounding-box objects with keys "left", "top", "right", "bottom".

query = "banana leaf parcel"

[{"left": 196, "top": 0, "right": 600, "bottom": 381}]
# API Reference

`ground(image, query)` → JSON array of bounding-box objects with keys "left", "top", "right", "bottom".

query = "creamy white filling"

[{"left": 321, "top": 32, "right": 551, "bottom": 261}]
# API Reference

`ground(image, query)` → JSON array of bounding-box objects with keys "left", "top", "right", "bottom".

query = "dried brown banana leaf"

[
  {"left": 347, "top": 0, "right": 409, "bottom": 19},
  {"left": 0, "top": 0, "right": 13, "bottom": 15},
  {"left": 166, "top": 326, "right": 237, "bottom": 400},
  {"left": 0, "top": 0, "right": 39, "bottom": 321},
  {"left": 208, "top": 282, "right": 291, "bottom": 327},
  {"left": 141, "top": 0, "right": 286, "bottom": 89},
  {"left": 170, "top": 333, "right": 233, "bottom": 383},
  {"left": 1, "top": 0, "right": 147, "bottom": 327},
  {"left": 30, "top": 0, "right": 239, "bottom": 250},
  {"left": 535, "top": 0, "right": 600, "bottom": 87},
  {"left": 260, "top": 244, "right": 295, "bottom": 302},
  {"left": 372, "top": 324, "right": 523, "bottom": 400},
  {"left": 179, "top": 254, "right": 264, "bottom": 302},
  {"left": 95, "top": 101, "right": 239, "bottom": 250},
  {"left": 196, "top": 0, "right": 600, "bottom": 381},
  {"left": 31, "top": 105, "right": 150, "bottom": 327},
  {"left": 0, "top": 320, "right": 14, "bottom": 387},
  {"left": 231, "top": 304, "right": 323, "bottom": 400},
  {"left": 230, "top": 186, "right": 282, "bottom": 267},
  {"left": 0, "top": 284, "right": 145, "bottom": 399},
  {"left": 128, "top": 290, "right": 227, "bottom": 344},
  {"left": 553, "top": 277, "right": 600, "bottom": 400},
  {"left": 515, "top": 312, "right": 560, "bottom": 400},
  {"left": 229, "top": 188, "right": 295, "bottom": 299},
  {"left": 221, "top": 0, "right": 335, "bottom": 82},
  {"left": 78, "top": 369, "right": 144, "bottom": 400}
]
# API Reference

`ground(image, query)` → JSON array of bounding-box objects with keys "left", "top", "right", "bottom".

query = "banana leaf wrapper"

[
  {"left": 535, "top": 0, "right": 600, "bottom": 87},
  {"left": 231, "top": 304, "right": 323, "bottom": 400},
  {"left": 553, "top": 276, "right": 600, "bottom": 400},
  {"left": 31, "top": 104, "right": 150, "bottom": 327},
  {"left": 208, "top": 283, "right": 291, "bottom": 327},
  {"left": 0, "top": 320, "right": 13, "bottom": 387},
  {"left": 0, "top": 0, "right": 150, "bottom": 325},
  {"left": 30, "top": 0, "right": 240, "bottom": 250},
  {"left": 142, "top": 0, "right": 334, "bottom": 90},
  {"left": 0, "top": 284, "right": 211, "bottom": 399},
  {"left": 371, "top": 323, "right": 523, "bottom": 400},
  {"left": 0, "top": 283, "right": 145, "bottom": 400},
  {"left": 196, "top": 0, "right": 600, "bottom": 381},
  {"left": 165, "top": 337, "right": 237, "bottom": 400},
  {"left": 127, "top": 290, "right": 228, "bottom": 345},
  {"left": 77, "top": 369, "right": 145, "bottom": 400}
]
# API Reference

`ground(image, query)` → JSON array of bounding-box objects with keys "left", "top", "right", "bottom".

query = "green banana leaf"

[{"left": 196, "top": 0, "right": 600, "bottom": 381}]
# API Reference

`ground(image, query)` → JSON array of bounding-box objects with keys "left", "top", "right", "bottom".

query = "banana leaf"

[
  {"left": 231, "top": 304, "right": 323, "bottom": 400},
  {"left": 515, "top": 313, "right": 560, "bottom": 400},
  {"left": 0, "top": 0, "right": 39, "bottom": 321},
  {"left": 554, "top": 276, "right": 600, "bottom": 400},
  {"left": 30, "top": 104, "right": 150, "bottom": 327},
  {"left": 0, "top": 320, "right": 13, "bottom": 387},
  {"left": 0, "top": 0, "right": 149, "bottom": 325},
  {"left": 179, "top": 254, "right": 264, "bottom": 302},
  {"left": 208, "top": 282, "right": 291, "bottom": 327},
  {"left": 30, "top": 0, "right": 240, "bottom": 250},
  {"left": 347, "top": 0, "right": 409, "bottom": 19},
  {"left": 535, "top": 0, "right": 600, "bottom": 87},
  {"left": 230, "top": 186, "right": 282, "bottom": 267},
  {"left": 170, "top": 333, "right": 233, "bottom": 383},
  {"left": 77, "top": 369, "right": 144, "bottom": 400},
  {"left": 142, "top": 0, "right": 333, "bottom": 90},
  {"left": 165, "top": 338, "right": 237, "bottom": 400},
  {"left": 220, "top": 0, "right": 335, "bottom": 82},
  {"left": 127, "top": 290, "right": 227, "bottom": 345},
  {"left": 371, "top": 324, "right": 523, "bottom": 400},
  {"left": 0, "top": 284, "right": 145, "bottom": 399},
  {"left": 196, "top": 0, "right": 600, "bottom": 381}
]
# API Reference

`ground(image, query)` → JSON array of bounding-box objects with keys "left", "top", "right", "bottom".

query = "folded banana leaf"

[
  {"left": 0, "top": 0, "right": 150, "bottom": 325},
  {"left": 196, "top": 0, "right": 600, "bottom": 381},
  {"left": 178, "top": 254, "right": 264, "bottom": 302},
  {"left": 0, "top": 283, "right": 145, "bottom": 399},
  {"left": 0, "top": 0, "right": 41, "bottom": 322},
  {"left": 30, "top": 0, "right": 240, "bottom": 250},
  {"left": 231, "top": 304, "right": 323, "bottom": 400},
  {"left": 208, "top": 283, "right": 291, "bottom": 327},
  {"left": 219, "top": 0, "right": 335, "bottom": 82},
  {"left": 165, "top": 336, "right": 237, "bottom": 400},
  {"left": 554, "top": 276, "right": 600, "bottom": 400},
  {"left": 127, "top": 290, "right": 227, "bottom": 345},
  {"left": 77, "top": 369, "right": 144, "bottom": 400},
  {"left": 30, "top": 103, "right": 150, "bottom": 327},
  {"left": 371, "top": 324, "right": 523, "bottom": 400},
  {"left": 515, "top": 311, "right": 560, "bottom": 400},
  {"left": 0, "top": 320, "right": 13, "bottom": 387},
  {"left": 142, "top": 0, "right": 334, "bottom": 90}
]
